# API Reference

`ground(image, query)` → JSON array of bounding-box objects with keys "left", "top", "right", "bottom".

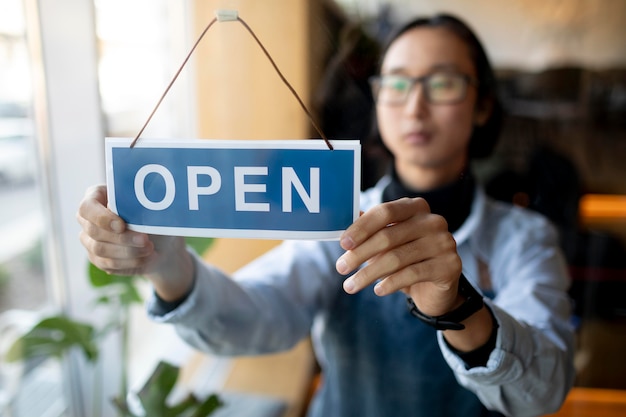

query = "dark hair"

[{"left": 372, "top": 14, "right": 503, "bottom": 159}]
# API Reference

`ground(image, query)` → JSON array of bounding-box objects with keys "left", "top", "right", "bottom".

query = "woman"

[{"left": 78, "top": 14, "right": 575, "bottom": 417}]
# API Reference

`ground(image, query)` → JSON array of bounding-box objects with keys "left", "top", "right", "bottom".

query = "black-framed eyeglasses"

[{"left": 369, "top": 72, "right": 476, "bottom": 105}]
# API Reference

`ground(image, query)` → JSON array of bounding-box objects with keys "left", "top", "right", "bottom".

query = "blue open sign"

[{"left": 105, "top": 138, "right": 361, "bottom": 240}]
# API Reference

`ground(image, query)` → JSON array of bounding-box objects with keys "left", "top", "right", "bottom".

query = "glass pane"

[
  {"left": 94, "top": 0, "right": 193, "bottom": 392},
  {"left": 0, "top": 1, "right": 64, "bottom": 416},
  {"left": 96, "top": 0, "right": 190, "bottom": 139}
]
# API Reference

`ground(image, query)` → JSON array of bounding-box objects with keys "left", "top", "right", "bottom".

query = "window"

[
  {"left": 0, "top": 1, "right": 63, "bottom": 415},
  {"left": 1, "top": 1, "right": 194, "bottom": 416}
]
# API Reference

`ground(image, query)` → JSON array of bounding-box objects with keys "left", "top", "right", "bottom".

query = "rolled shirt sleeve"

[{"left": 440, "top": 195, "right": 576, "bottom": 416}]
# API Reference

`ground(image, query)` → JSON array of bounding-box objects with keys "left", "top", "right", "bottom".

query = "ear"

[{"left": 474, "top": 97, "right": 493, "bottom": 126}]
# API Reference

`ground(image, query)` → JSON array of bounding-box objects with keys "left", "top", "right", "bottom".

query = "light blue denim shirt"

[{"left": 148, "top": 175, "right": 575, "bottom": 417}]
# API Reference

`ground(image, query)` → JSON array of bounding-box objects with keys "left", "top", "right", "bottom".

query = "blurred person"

[{"left": 77, "top": 14, "right": 575, "bottom": 417}]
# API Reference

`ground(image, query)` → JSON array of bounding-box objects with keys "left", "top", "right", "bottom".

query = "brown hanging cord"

[
  {"left": 130, "top": 13, "right": 333, "bottom": 150},
  {"left": 129, "top": 17, "right": 217, "bottom": 148}
]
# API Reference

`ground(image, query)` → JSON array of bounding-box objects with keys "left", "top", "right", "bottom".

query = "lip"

[{"left": 403, "top": 130, "right": 431, "bottom": 145}]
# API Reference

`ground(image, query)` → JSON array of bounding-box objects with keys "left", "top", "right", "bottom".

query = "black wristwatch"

[{"left": 407, "top": 273, "right": 484, "bottom": 330}]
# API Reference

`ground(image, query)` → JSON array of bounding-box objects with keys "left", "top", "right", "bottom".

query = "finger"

[
  {"left": 77, "top": 185, "right": 151, "bottom": 248},
  {"left": 79, "top": 230, "right": 153, "bottom": 262},
  {"left": 340, "top": 198, "right": 430, "bottom": 251},
  {"left": 86, "top": 250, "right": 152, "bottom": 276},
  {"left": 365, "top": 218, "right": 454, "bottom": 279},
  {"left": 77, "top": 184, "right": 125, "bottom": 234},
  {"left": 373, "top": 251, "right": 461, "bottom": 297},
  {"left": 357, "top": 239, "right": 428, "bottom": 285},
  {"left": 77, "top": 212, "right": 150, "bottom": 250},
  {"left": 336, "top": 213, "right": 437, "bottom": 276},
  {"left": 341, "top": 236, "right": 427, "bottom": 294},
  {"left": 340, "top": 216, "right": 456, "bottom": 294}
]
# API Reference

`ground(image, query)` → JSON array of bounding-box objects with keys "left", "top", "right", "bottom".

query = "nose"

[{"left": 403, "top": 83, "right": 428, "bottom": 117}]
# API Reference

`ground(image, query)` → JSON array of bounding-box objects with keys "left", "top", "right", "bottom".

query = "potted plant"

[{"left": 5, "top": 237, "right": 221, "bottom": 417}]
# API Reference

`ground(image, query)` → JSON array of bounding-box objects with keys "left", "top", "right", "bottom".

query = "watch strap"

[{"left": 407, "top": 273, "right": 484, "bottom": 330}]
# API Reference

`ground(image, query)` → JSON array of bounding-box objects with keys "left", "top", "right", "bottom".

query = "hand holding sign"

[
  {"left": 77, "top": 185, "right": 195, "bottom": 300},
  {"left": 335, "top": 197, "right": 463, "bottom": 317}
]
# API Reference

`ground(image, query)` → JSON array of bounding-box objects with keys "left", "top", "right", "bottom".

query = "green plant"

[
  {"left": 113, "top": 362, "right": 222, "bottom": 417},
  {"left": 5, "top": 237, "right": 221, "bottom": 416},
  {"left": 0, "top": 264, "right": 9, "bottom": 288}
]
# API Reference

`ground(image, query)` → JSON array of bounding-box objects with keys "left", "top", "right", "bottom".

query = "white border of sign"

[{"left": 105, "top": 138, "right": 361, "bottom": 240}]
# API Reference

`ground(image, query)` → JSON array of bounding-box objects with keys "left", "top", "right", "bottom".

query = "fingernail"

[
  {"left": 374, "top": 281, "right": 384, "bottom": 296},
  {"left": 132, "top": 235, "right": 145, "bottom": 246},
  {"left": 343, "top": 278, "right": 355, "bottom": 293},
  {"left": 336, "top": 257, "right": 349, "bottom": 275},
  {"left": 340, "top": 235, "right": 355, "bottom": 250}
]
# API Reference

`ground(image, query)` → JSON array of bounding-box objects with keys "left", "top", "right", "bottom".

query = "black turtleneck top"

[{"left": 382, "top": 166, "right": 475, "bottom": 233}]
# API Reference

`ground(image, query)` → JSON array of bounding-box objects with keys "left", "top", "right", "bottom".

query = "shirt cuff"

[
  {"left": 444, "top": 304, "right": 499, "bottom": 369},
  {"left": 146, "top": 249, "right": 207, "bottom": 323},
  {"left": 438, "top": 300, "right": 527, "bottom": 384},
  {"left": 151, "top": 286, "right": 194, "bottom": 316}
]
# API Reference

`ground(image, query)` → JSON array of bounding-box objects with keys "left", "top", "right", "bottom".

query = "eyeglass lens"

[{"left": 375, "top": 73, "right": 468, "bottom": 104}]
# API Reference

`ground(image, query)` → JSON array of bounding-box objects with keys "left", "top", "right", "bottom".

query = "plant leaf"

[
  {"left": 5, "top": 316, "right": 98, "bottom": 363},
  {"left": 89, "top": 262, "right": 133, "bottom": 287},
  {"left": 137, "top": 361, "right": 180, "bottom": 416},
  {"left": 117, "top": 282, "right": 144, "bottom": 305},
  {"left": 119, "top": 361, "right": 224, "bottom": 417},
  {"left": 167, "top": 394, "right": 200, "bottom": 416},
  {"left": 89, "top": 263, "right": 144, "bottom": 307},
  {"left": 190, "top": 394, "right": 223, "bottom": 417},
  {"left": 110, "top": 396, "right": 135, "bottom": 417},
  {"left": 184, "top": 237, "right": 214, "bottom": 256}
]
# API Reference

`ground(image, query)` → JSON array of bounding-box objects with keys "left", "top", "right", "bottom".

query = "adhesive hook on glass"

[{"left": 215, "top": 9, "right": 238, "bottom": 22}]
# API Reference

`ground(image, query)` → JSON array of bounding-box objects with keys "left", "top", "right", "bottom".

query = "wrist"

[
  {"left": 407, "top": 274, "right": 484, "bottom": 331},
  {"left": 147, "top": 243, "right": 196, "bottom": 301},
  {"left": 443, "top": 304, "right": 496, "bottom": 352},
  {"left": 445, "top": 305, "right": 498, "bottom": 366}
]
